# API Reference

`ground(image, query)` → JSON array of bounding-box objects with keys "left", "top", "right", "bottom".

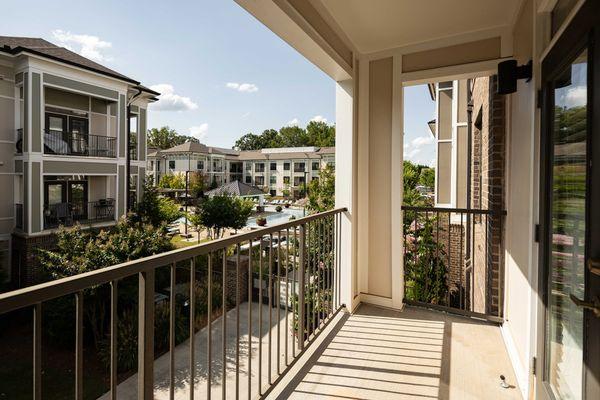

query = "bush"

[
  {"left": 256, "top": 217, "right": 267, "bottom": 226},
  {"left": 289, "top": 215, "right": 296, "bottom": 221},
  {"left": 196, "top": 195, "right": 254, "bottom": 238},
  {"left": 133, "top": 178, "right": 183, "bottom": 227},
  {"left": 275, "top": 205, "right": 283, "bottom": 213}
]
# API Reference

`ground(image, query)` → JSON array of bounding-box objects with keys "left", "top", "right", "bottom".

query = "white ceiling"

[{"left": 319, "top": 0, "right": 523, "bottom": 54}]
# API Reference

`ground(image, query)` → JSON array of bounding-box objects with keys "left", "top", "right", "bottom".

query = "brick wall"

[{"left": 470, "top": 76, "right": 506, "bottom": 317}]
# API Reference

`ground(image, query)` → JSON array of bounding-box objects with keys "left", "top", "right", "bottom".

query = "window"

[
  {"left": 255, "top": 176, "right": 264, "bottom": 186},
  {"left": 150, "top": 161, "right": 154, "bottom": 170},
  {"left": 255, "top": 163, "right": 265, "bottom": 172},
  {"left": 294, "top": 176, "right": 305, "bottom": 186},
  {"left": 270, "top": 189, "right": 276, "bottom": 197},
  {"left": 312, "top": 161, "right": 320, "bottom": 171},
  {"left": 129, "top": 115, "right": 138, "bottom": 160},
  {"left": 169, "top": 160, "right": 175, "bottom": 170},
  {"left": 197, "top": 160, "right": 204, "bottom": 170},
  {"left": 283, "top": 162, "right": 290, "bottom": 171},
  {"left": 245, "top": 163, "right": 252, "bottom": 171},
  {"left": 294, "top": 162, "right": 305, "bottom": 172},
  {"left": 270, "top": 175, "right": 277, "bottom": 185},
  {"left": 283, "top": 176, "right": 290, "bottom": 185},
  {"left": 245, "top": 176, "right": 252, "bottom": 184},
  {"left": 270, "top": 162, "right": 277, "bottom": 171}
]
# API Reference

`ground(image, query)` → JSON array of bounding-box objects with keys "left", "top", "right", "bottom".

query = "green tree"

[
  {"left": 234, "top": 132, "right": 264, "bottom": 150},
  {"left": 418, "top": 167, "right": 435, "bottom": 189},
  {"left": 196, "top": 195, "right": 254, "bottom": 238},
  {"left": 134, "top": 178, "right": 183, "bottom": 226},
  {"left": 278, "top": 125, "right": 308, "bottom": 147},
  {"left": 147, "top": 126, "right": 199, "bottom": 149},
  {"left": 187, "top": 212, "right": 204, "bottom": 243},
  {"left": 306, "top": 121, "right": 335, "bottom": 147},
  {"left": 307, "top": 164, "right": 335, "bottom": 213},
  {"left": 159, "top": 173, "right": 185, "bottom": 189},
  {"left": 37, "top": 220, "right": 173, "bottom": 345},
  {"left": 189, "top": 171, "right": 209, "bottom": 198}
]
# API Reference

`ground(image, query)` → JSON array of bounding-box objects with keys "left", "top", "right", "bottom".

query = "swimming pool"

[{"left": 246, "top": 205, "right": 305, "bottom": 227}]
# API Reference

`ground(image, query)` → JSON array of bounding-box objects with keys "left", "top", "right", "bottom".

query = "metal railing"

[
  {"left": 0, "top": 208, "right": 345, "bottom": 399},
  {"left": 43, "top": 200, "right": 115, "bottom": 229},
  {"left": 402, "top": 205, "right": 506, "bottom": 322},
  {"left": 44, "top": 130, "right": 117, "bottom": 158},
  {"left": 15, "top": 203, "right": 23, "bottom": 229}
]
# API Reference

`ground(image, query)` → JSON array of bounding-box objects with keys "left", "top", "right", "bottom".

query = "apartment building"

[
  {"left": 147, "top": 144, "right": 335, "bottom": 197},
  {"left": 0, "top": 36, "right": 156, "bottom": 287}
]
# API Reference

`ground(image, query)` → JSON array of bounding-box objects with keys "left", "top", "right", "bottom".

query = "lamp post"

[
  {"left": 303, "top": 170, "right": 309, "bottom": 217},
  {"left": 184, "top": 170, "right": 192, "bottom": 237}
]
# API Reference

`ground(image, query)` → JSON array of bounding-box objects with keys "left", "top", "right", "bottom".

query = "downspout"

[{"left": 125, "top": 88, "right": 143, "bottom": 213}]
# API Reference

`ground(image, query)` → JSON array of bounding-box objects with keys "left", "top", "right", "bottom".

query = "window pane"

[{"left": 545, "top": 48, "right": 587, "bottom": 400}]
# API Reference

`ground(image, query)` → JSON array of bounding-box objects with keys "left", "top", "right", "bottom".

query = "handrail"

[
  {"left": 0, "top": 207, "right": 346, "bottom": 314},
  {"left": 401, "top": 205, "right": 506, "bottom": 216}
]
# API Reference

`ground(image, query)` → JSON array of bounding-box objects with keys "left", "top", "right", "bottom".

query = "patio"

[{"left": 268, "top": 304, "right": 522, "bottom": 399}]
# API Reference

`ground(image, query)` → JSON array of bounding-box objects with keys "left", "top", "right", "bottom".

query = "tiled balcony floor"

[{"left": 269, "top": 304, "right": 522, "bottom": 400}]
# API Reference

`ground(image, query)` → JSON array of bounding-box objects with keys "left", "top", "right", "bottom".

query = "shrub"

[
  {"left": 275, "top": 205, "right": 283, "bottom": 212},
  {"left": 256, "top": 217, "right": 267, "bottom": 226},
  {"left": 196, "top": 195, "right": 254, "bottom": 238},
  {"left": 289, "top": 215, "right": 296, "bottom": 221}
]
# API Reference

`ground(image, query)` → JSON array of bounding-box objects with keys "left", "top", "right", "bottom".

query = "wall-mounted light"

[{"left": 497, "top": 60, "right": 532, "bottom": 95}]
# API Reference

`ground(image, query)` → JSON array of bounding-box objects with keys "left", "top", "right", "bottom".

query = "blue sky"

[{"left": 2, "top": 0, "right": 435, "bottom": 164}]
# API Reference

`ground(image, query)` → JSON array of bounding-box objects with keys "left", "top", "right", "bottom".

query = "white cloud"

[
  {"left": 189, "top": 123, "right": 208, "bottom": 140},
  {"left": 148, "top": 84, "right": 198, "bottom": 111},
  {"left": 564, "top": 86, "right": 586, "bottom": 108},
  {"left": 404, "top": 134, "right": 435, "bottom": 165},
  {"left": 310, "top": 115, "right": 328, "bottom": 123},
  {"left": 51, "top": 29, "right": 112, "bottom": 62},
  {"left": 286, "top": 118, "right": 299, "bottom": 127},
  {"left": 226, "top": 82, "right": 259, "bottom": 93}
]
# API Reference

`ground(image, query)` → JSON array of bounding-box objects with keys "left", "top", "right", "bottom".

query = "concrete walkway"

[{"left": 98, "top": 301, "right": 296, "bottom": 399}]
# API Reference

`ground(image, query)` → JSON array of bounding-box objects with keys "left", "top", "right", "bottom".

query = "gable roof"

[
  {"left": 205, "top": 180, "right": 264, "bottom": 197},
  {"left": 0, "top": 36, "right": 139, "bottom": 84}
]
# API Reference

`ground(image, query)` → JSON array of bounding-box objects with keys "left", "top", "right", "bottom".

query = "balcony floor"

[{"left": 269, "top": 304, "right": 522, "bottom": 400}]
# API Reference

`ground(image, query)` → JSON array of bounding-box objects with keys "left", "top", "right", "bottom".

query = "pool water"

[{"left": 246, "top": 205, "right": 305, "bottom": 227}]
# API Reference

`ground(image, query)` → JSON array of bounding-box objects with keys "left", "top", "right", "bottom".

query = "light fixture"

[{"left": 497, "top": 60, "right": 532, "bottom": 95}]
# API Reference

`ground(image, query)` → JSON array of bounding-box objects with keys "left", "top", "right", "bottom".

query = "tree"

[
  {"left": 159, "top": 173, "right": 185, "bottom": 189},
  {"left": 233, "top": 123, "right": 336, "bottom": 150},
  {"left": 37, "top": 220, "right": 173, "bottom": 345},
  {"left": 418, "top": 167, "right": 435, "bottom": 190},
  {"left": 196, "top": 195, "right": 254, "bottom": 238},
  {"left": 306, "top": 121, "right": 335, "bottom": 147},
  {"left": 134, "top": 178, "right": 183, "bottom": 226},
  {"left": 189, "top": 171, "right": 209, "bottom": 198},
  {"left": 147, "top": 126, "right": 199, "bottom": 149},
  {"left": 307, "top": 165, "right": 335, "bottom": 213},
  {"left": 187, "top": 212, "right": 204, "bottom": 243}
]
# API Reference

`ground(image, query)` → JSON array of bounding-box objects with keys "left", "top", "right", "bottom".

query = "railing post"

[
  {"left": 298, "top": 223, "right": 306, "bottom": 351},
  {"left": 138, "top": 269, "right": 155, "bottom": 400}
]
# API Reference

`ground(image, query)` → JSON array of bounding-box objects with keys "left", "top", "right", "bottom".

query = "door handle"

[
  {"left": 569, "top": 293, "right": 600, "bottom": 318},
  {"left": 588, "top": 258, "right": 600, "bottom": 276}
]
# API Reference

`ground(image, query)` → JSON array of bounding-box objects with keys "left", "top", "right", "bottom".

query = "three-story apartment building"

[
  {"left": 0, "top": 36, "right": 156, "bottom": 287},
  {"left": 148, "top": 145, "right": 335, "bottom": 197}
]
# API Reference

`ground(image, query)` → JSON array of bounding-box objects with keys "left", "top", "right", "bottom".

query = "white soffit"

[{"left": 320, "top": 0, "right": 522, "bottom": 54}]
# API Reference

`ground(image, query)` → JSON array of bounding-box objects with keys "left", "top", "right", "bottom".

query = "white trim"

[
  {"left": 450, "top": 80, "right": 458, "bottom": 207},
  {"left": 501, "top": 323, "right": 529, "bottom": 399},
  {"left": 0, "top": 94, "right": 15, "bottom": 101},
  {"left": 40, "top": 156, "right": 118, "bottom": 163},
  {"left": 358, "top": 293, "right": 397, "bottom": 310},
  {"left": 538, "top": 0, "right": 586, "bottom": 62},
  {"left": 401, "top": 58, "right": 510, "bottom": 87},
  {"left": 42, "top": 173, "right": 117, "bottom": 176},
  {"left": 43, "top": 81, "right": 118, "bottom": 102},
  {"left": 390, "top": 55, "right": 403, "bottom": 309},
  {"left": 357, "top": 57, "right": 369, "bottom": 296}
]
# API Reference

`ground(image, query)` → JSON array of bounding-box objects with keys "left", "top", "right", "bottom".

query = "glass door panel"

[
  {"left": 68, "top": 182, "right": 88, "bottom": 221},
  {"left": 545, "top": 48, "right": 587, "bottom": 400}
]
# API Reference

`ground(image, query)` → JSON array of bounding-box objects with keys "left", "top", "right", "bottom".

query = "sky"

[{"left": 1, "top": 0, "right": 435, "bottom": 164}]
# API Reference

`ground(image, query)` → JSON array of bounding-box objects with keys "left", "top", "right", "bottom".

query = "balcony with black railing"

[
  {"left": 44, "top": 130, "right": 117, "bottom": 158},
  {"left": 43, "top": 199, "right": 115, "bottom": 229}
]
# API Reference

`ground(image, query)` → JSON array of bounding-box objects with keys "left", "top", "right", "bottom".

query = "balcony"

[
  {"left": 43, "top": 199, "right": 115, "bottom": 229},
  {"left": 44, "top": 130, "right": 117, "bottom": 158},
  {"left": 0, "top": 208, "right": 522, "bottom": 399}
]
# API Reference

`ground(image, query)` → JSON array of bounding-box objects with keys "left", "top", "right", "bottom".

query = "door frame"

[{"left": 537, "top": 1, "right": 600, "bottom": 398}]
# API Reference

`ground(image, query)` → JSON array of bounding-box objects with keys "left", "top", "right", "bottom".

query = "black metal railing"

[
  {"left": 44, "top": 130, "right": 117, "bottom": 158},
  {"left": 402, "top": 205, "right": 506, "bottom": 322},
  {"left": 0, "top": 208, "right": 345, "bottom": 399},
  {"left": 15, "top": 204, "right": 23, "bottom": 229},
  {"left": 16, "top": 129, "right": 23, "bottom": 153},
  {"left": 43, "top": 199, "right": 115, "bottom": 229},
  {"left": 293, "top": 166, "right": 305, "bottom": 173}
]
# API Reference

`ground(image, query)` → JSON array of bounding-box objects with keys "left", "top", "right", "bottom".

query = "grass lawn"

[{"left": 171, "top": 234, "right": 209, "bottom": 248}]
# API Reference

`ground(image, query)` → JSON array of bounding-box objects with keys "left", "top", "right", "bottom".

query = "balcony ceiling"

[{"left": 320, "top": 0, "right": 523, "bottom": 54}]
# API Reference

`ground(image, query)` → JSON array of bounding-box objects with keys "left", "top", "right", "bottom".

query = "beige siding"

[
  {"left": 368, "top": 57, "right": 392, "bottom": 299},
  {"left": 45, "top": 87, "right": 89, "bottom": 111},
  {"left": 438, "top": 89, "right": 452, "bottom": 140},
  {"left": 456, "top": 125, "right": 468, "bottom": 208},
  {"left": 437, "top": 142, "right": 451, "bottom": 204},
  {"left": 90, "top": 113, "right": 108, "bottom": 136},
  {"left": 402, "top": 37, "right": 501, "bottom": 73}
]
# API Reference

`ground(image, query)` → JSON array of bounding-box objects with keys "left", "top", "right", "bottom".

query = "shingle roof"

[
  {"left": 205, "top": 180, "right": 264, "bottom": 197},
  {"left": 0, "top": 36, "right": 138, "bottom": 84},
  {"left": 159, "top": 141, "right": 211, "bottom": 154}
]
